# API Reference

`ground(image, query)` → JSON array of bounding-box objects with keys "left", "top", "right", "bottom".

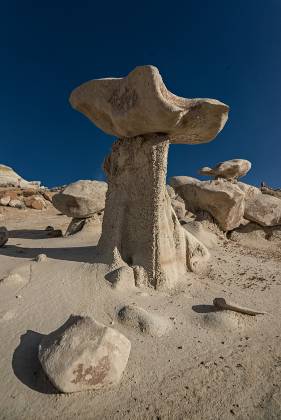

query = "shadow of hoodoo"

[{"left": 12, "top": 330, "right": 58, "bottom": 394}]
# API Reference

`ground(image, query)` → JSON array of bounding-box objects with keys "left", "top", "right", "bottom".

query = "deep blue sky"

[{"left": 1, "top": 1, "right": 281, "bottom": 187}]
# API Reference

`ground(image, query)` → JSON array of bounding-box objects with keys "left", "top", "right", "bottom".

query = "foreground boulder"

[
  {"left": 53, "top": 180, "right": 107, "bottom": 219},
  {"left": 171, "top": 177, "right": 245, "bottom": 231},
  {"left": 199, "top": 159, "right": 251, "bottom": 181},
  {"left": 244, "top": 194, "right": 281, "bottom": 226},
  {"left": 0, "top": 227, "right": 8, "bottom": 247},
  {"left": 38, "top": 315, "right": 131, "bottom": 393}
]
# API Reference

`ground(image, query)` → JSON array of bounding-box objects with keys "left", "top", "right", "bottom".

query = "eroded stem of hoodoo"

[{"left": 97, "top": 134, "right": 188, "bottom": 289}]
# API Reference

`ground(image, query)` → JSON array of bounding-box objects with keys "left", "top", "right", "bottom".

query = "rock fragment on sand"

[
  {"left": 213, "top": 297, "right": 266, "bottom": 316},
  {"left": 0, "top": 226, "right": 8, "bottom": 247},
  {"left": 35, "top": 254, "right": 48, "bottom": 262},
  {"left": 24, "top": 195, "right": 46, "bottom": 210},
  {"left": 38, "top": 315, "right": 131, "bottom": 393},
  {"left": 117, "top": 305, "right": 172, "bottom": 337}
]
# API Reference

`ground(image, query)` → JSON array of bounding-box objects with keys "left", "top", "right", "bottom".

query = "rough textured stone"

[
  {"left": 24, "top": 196, "right": 46, "bottom": 210},
  {"left": 0, "top": 226, "right": 8, "bottom": 247},
  {"left": 38, "top": 315, "right": 131, "bottom": 393},
  {"left": 53, "top": 180, "right": 107, "bottom": 218},
  {"left": 172, "top": 177, "right": 245, "bottom": 231},
  {"left": 171, "top": 198, "right": 186, "bottom": 220},
  {"left": 70, "top": 65, "right": 229, "bottom": 289},
  {"left": 8, "top": 199, "right": 24, "bottom": 208},
  {"left": 199, "top": 159, "right": 251, "bottom": 180},
  {"left": 105, "top": 266, "right": 135, "bottom": 290},
  {"left": 244, "top": 194, "right": 281, "bottom": 226},
  {"left": 0, "top": 196, "right": 10, "bottom": 206},
  {"left": 117, "top": 305, "right": 172, "bottom": 337},
  {"left": 261, "top": 185, "right": 281, "bottom": 200},
  {"left": 65, "top": 213, "right": 103, "bottom": 236},
  {"left": 35, "top": 253, "right": 48, "bottom": 262},
  {"left": 70, "top": 65, "right": 229, "bottom": 143},
  {"left": 182, "top": 220, "right": 218, "bottom": 249}
]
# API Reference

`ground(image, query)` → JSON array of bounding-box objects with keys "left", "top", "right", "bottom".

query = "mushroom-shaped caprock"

[
  {"left": 69, "top": 65, "right": 229, "bottom": 290},
  {"left": 70, "top": 65, "right": 229, "bottom": 143}
]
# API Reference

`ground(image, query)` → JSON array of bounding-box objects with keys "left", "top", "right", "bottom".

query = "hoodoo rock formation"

[{"left": 70, "top": 65, "right": 229, "bottom": 289}]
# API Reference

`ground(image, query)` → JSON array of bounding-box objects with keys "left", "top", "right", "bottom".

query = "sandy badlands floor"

[{"left": 0, "top": 207, "right": 281, "bottom": 420}]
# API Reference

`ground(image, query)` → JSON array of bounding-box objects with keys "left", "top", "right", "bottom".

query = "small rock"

[
  {"left": 24, "top": 196, "right": 46, "bottom": 210},
  {"left": 0, "top": 196, "right": 11, "bottom": 206},
  {"left": 117, "top": 305, "right": 172, "bottom": 337},
  {"left": 47, "top": 229, "right": 63, "bottom": 238},
  {"left": 35, "top": 253, "right": 48, "bottom": 262},
  {"left": 0, "top": 226, "right": 8, "bottom": 247},
  {"left": 38, "top": 315, "right": 131, "bottom": 393},
  {"left": 9, "top": 199, "right": 24, "bottom": 208},
  {"left": 45, "top": 226, "right": 54, "bottom": 231},
  {"left": 40, "top": 190, "right": 53, "bottom": 202}
]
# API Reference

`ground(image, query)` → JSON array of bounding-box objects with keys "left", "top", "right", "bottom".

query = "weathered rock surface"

[
  {"left": 117, "top": 305, "right": 172, "bottom": 337},
  {"left": 261, "top": 185, "right": 281, "bottom": 200},
  {"left": 0, "top": 196, "right": 10, "bottom": 206},
  {"left": 230, "top": 222, "right": 281, "bottom": 245},
  {"left": 24, "top": 195, "right": 46, "bottom": 210},
  {"left": 9, "top": 199, "right": 24, "bottom": 209},
  {"left": 0, "top": 227, "right": 8, "bottom": 247},
  {"left": 105, "top": 266, "right": 135, "bottom": 290},
  {"left": 70, "top": 65, "right": 228, "bottom": 143},
  {"left": 171, "top": 197, "right": 186, "bottom": 220},
  {"left": 53, "top": 180, "right": 107, "bottom": 219},
  {"left": 182, "top": 220, "right": 218, "bottom": 249},
  {"left": 237, "top": 182, "right": 261, "bottom": 199},
  {"left": 38, "top": 315, "right": 131, "bottom": 393},
  {"left": 171, "top": 177, "right": 245, "bottom": 231},
  {"left": 244, "top": 194, "right": 281, "bottom": 226},
  {"left": 65, "top": 213, "right": 103, "bottom": 236},
  {"left": 199, "top": 159, "right": 251, "bottom": 180}
]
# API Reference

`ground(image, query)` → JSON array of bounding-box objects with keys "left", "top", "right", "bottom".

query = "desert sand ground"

[{"left": 0, "top": 206, "right": 281, "bottom": 420}]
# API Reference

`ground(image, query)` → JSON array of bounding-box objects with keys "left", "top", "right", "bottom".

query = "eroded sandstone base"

[{"left": 97, "top": 134, "right": 208, "bottom": 289}]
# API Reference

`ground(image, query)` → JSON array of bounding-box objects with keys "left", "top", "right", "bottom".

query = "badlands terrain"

[
  {"left": 1, "top": 65, "right": 281, "bottom": 419},
  {"left": 0, "top": 168, "right": 281, "bottom": 420}
]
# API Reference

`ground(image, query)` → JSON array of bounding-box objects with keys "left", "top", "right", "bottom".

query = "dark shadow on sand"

[
  {"left": 8, "top": 229, "right": 55, "bottom": 240},
  {"left": 192, "top": 304, "right": 221, "bottom": 313},
  {"left": 12, "top": 330, "right": 58, "bottom": 394},
  {"left": 0, "top": 244, "right": 109, "bottom": 264}
]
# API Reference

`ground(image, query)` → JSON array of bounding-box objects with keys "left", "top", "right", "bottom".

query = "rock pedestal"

[{"left": 98, "top": 135, "right": 188, "bottom": 289}]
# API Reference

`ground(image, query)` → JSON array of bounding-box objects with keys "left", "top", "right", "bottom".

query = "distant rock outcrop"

[{"left": 0, "top": 164, "right": 40, "bottom": 188}]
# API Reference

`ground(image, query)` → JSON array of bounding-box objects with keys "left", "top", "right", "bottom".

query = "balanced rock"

[
  {"left": 0, "top": 227, "right": 8, "bottom": 247},
  {"left": 171, "top": 177, "right": 245, "bottom": 231},
  {"left": 199, "top": 159, "right": 251, "bottom": 181},
  {"left": 53, "top": 180, "right": 107, "bottom": 219},
  {"left": 244, "top": 194, "right": 281, "bottom": 226},
  {"left": 69, "top": 65, "right": 228, "bottom": 290},
  {"left": 38, "top": 315, "right": 131, "bottom": 393},
  {"left": 117, "top": 305, "right": 172, "bottom": 337}
]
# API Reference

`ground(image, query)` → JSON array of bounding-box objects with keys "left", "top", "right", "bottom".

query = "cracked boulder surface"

[{"left": 69, "top": 65, "right": 229, "bottom": 289}]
